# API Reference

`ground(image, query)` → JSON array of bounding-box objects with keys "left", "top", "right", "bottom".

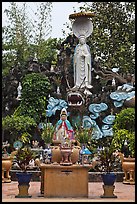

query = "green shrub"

[
  {"left": 113, "top": 108, "right": 135, "bottom": 132},
  {"left": 2, "top": 115, "right": 37, "bottom": 143},
  {"left": 112, "top": 108, "right": 135, "bottom": 157}
]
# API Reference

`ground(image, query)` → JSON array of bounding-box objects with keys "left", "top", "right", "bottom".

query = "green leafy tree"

[
  {"left": 3, "top": 2, "right": 33, "bottom": 66},
  {"left": 2, "top": 2, "right": 56, "bottom": 117},
  {"left": 32, "top": 37, "right": 59, "bottom": 65},
  {"left": 80, "top": 2, "right": 135, "bottom": 74},
  {"left": 14, "top": 73, "right": 51, "bottom": 124},
  {"left": 2, "top": 2, "right": 53, "bottom": 66},
  {"left": 33, "top": 2, "right": 53, "bottom": 62}
]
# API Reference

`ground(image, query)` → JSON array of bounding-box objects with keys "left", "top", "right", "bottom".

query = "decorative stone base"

[
  {"left": 2, "top": 178, "right": 11, "bottom": 183},
  {"left": 100, "top": 185, "right": 117, "bottom": 198},
  {"left": 15, "top": 184, "right": 32, "bottom": 198},
  {"left": 123, "top": 180, "right": 135, "bottom": 185}
]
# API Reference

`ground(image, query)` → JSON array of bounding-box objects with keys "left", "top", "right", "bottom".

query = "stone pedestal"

[
  {"left": 15, "top": 184, "right": 32, "bottom": 198},
  {"left": 100, "top": 185, "right": 117, "bottom": 198}
]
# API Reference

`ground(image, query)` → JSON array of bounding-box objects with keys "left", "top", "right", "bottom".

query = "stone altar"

[{"left": 40, "top": 164, "right": 92, "bottom": 198}]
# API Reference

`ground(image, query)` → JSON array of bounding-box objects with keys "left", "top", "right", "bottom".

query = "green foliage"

[
  {"left": 75, "top": 127, "right": 92, "bottom": 144},
  {"left": 111, "top": 129, "right": 135, "bottom": 157},
  {"left": 2, "top": 2, "right": 53, "bottom": 67},
  {"left": 2, "top": 115, "right": 37, "bottom": 143},
  {"left": 112, "top": 108, "right": 135, "bottom": 157},
  {"left": 41, "top": 123, "right": 55, "bottom": 144},
  {"left": 14, "top": 73, "right": 51, "bottom": 123},
  {"left": 15, "top": 146, "right": 36, "bottom": 171},
  {"left": 3, "top": 2, "right": 32, "bottom": 66},
  {"left": 92, "top": 137, "right": 121, "bottom": 172},
  {"left": 79, "top": 2, "right": 135, "bottom": 73},
  {"left": 113, "top": 108, "right": 135, "bottom": 132},
  {"left": 21, "top": 132, "right": 32, "bottom": 144},
  {"left": 33, "top": 2, "right": 53, "bottom": 43},
  {"left": 94, "top": 146, "right": 121, "bottom": 173},
  {"left": 2, "top": 2, "right": 58, "bottom": 118},
  {"left": 32, "top": 38, "right": 59, "bottom": 65}
]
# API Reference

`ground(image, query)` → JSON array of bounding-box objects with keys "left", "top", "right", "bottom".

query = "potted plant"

[
  {"left": 15, "top": 145, "right": 36, "bottom": 198},
  {"left": 93, "top": 138, "right": 121, "bottom": 198}
]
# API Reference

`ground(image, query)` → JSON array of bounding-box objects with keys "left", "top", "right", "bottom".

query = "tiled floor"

[{"left": 2, "top": 181, "right": 135, "bottom": 202}]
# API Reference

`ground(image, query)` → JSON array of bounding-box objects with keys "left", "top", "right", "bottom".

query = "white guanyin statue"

[
  {"left": 71, "top": 16, "right": 93, "bottom": 91},
  {"left": 17, "top": 82, "right": 22, "bottom": 100},
  {"left": 73, "top": 35, "right": 92, "bottom": 89}
]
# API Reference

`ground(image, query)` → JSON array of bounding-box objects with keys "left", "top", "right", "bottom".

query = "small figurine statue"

[
  {"left": 53, "top": 108, "right": 75, "bottom": 143},
  {"left": 17, "top": 82, "right": 22, "bottom": 100}
]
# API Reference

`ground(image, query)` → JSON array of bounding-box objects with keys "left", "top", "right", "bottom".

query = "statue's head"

[
  {"left": 79, "top": 35, "right": 86, "bottom": 44},
  {"left": 60, "top": 108, "right": 68, "bottom": 120}
]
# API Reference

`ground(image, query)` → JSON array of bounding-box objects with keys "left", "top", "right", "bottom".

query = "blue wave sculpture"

[
  {"left": 82, "top": 116, "right": 96, "bottom": 128},
  {"left": 88, "top": 103, "right": 108, "bottom": 119},
  {"left": 89, "top": 103, "right": 108, "bottom": 113},
  {"left": 114, "top": 100, "right": 124, "bottom": 107},
  {"left": 101, "top": 124, "right": 110, "bottom": 130},
  {"left": 46, "top": 97, "right": 68, "bottom": 117},
  {"left": 92, "top": 125, "right": 103, "bottom": 140},
  {"left": 110, "top": 84, "right": 135, "bottom": 108},
  {"left": 82, "top": 116, "right": 103, "bottom": 140},
  {"left": 101, "top": 127, "right": 114, "bottom": 137},
  {"left": 102, "top": 115, "right": 115, "bottom": 125},
  {"left": 110, "top": 92, "right": 127, "bottom": 101}
]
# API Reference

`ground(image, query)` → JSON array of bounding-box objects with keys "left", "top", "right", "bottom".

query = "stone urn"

[
  {"left": 51, "top": 146, "right": 62, "bottom": 163},
  {"left": 60, "top": 143, "right": 73, "bottom": 166},
  {"left": 122, "top": 157, "right": 135, "bottom": 184},
  {"left": 2, "top": 156, "right": 13, "bottom": 183},
  {"left": 71, "top": 145, "right": 81, "bottom": 164}
]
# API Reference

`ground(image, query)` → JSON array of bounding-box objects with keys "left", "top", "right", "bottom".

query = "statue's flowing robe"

[
  {"left": 53, "top": 119, "right": 74, "bottom": 140},
  {"left": 73, "top": 43, "right": 91, "bottom": 88}
]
